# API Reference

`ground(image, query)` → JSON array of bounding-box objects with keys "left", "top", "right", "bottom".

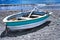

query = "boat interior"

[{"left": 7, "top": 11, "right": 46, "bottom": 21}]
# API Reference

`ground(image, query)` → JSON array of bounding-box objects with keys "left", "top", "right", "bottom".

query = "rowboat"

[{"left": 3, "top": 11, "right": 52, "bottom": 30}]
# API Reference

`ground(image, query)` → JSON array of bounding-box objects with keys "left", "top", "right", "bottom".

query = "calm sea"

[
  {"left": 0, "top": 0, "right": 60, "bottom": 10},
  {"left": 0, "top": 0, "right": 60, "bottom": 4}
]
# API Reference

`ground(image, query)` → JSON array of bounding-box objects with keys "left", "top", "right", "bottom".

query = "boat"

[{"left": 3, "top": 11, "right": 52, "bottom": 30}]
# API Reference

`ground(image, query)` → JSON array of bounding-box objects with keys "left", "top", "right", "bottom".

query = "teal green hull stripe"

[{"left": 6, "top": 15, "right": 49, "bottom": 26}]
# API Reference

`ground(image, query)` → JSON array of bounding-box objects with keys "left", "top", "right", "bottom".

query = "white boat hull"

[
  {"left": 7, "top": 17, "right": 48, "bottom": 30},
  {"left": 3, "top": 11, "right": 52, "bottom": 31}
]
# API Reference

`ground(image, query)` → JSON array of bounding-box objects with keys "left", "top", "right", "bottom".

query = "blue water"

[
  {"left": 0, "top": 0, "right": 60, "bottom": 4},
  {"left": 0, "top": 6, "right": 60, "bottom": 10},
  {"left": 0, "top": 0, "right": 60, "bottom": 10},
  {"left": 0, "top": 6, "right": 33, "bottom": 10}
]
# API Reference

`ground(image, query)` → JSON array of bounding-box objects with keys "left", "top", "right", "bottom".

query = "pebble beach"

[{"left": 0, "top": 9, "right": 60, "bottom": 40}]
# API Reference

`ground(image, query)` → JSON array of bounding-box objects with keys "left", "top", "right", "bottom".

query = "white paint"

[{"left": 7, "top": 17, "right": 49, "bottom": 31}]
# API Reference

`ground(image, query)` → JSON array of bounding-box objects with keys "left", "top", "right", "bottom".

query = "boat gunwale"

[
  {"left": 6, "top": 14, "right": 49, "bottom": 26},
  {"left": 3, "top": 11, "right": 51, "bottom": 22}
]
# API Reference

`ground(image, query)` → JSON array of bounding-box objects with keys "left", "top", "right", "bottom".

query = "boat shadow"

[{"left": 0, "top": 21, "right": 51, "bottom": 38}]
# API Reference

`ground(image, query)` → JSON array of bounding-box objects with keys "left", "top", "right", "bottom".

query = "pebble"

[{"left": 0, "top": 10, "right": 60, "bottom": 40}]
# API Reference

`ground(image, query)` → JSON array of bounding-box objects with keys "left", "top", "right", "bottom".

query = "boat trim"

[{"left": 6, "top": 15, "right": 49, "bottom": 26}]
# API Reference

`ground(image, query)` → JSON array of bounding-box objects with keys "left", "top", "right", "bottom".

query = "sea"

[
  {"left": 0, "top": 0, "right": 60, "bottom": 4},
  {"left": 0, "top": 0, "right": 60, "bottom": 10}
]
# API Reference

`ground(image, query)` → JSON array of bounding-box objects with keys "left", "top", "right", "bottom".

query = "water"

[
  {"left": 0, "top": 0, "right": 60, "bottom": 4},
  {"left": 0, "top": 5, "right": 60, "bottom": 10},
  {"left": 0, "top": 0, "right": 60, "bottom": 10}
]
